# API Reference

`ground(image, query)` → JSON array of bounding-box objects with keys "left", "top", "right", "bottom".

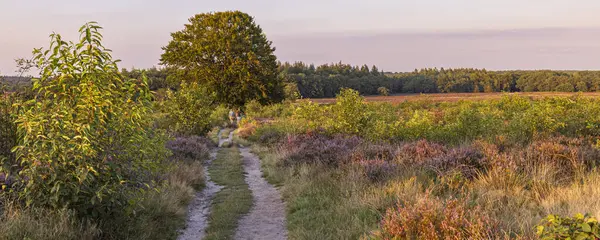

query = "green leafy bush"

[
  {"left": 9, "top": 22, "right": 168, "bottom": 217},
  {"left": 158, "top": 82, "right": 215, "bottom": 135},
  {"left": 536, "top": 213, "right": 600, "bottom": 240},
  {"left": 377, "top": 87, "right": 390, "bottom": 96}
]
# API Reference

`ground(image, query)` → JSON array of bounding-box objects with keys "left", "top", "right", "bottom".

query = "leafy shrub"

[
  {"left": 9, "top": 22, "right": 168, "bottom": 217},
  {"left": 158, "top": 82, "right": 215, "bottom": 135},
  {"left": 330, "top": 88, "right": 371, "bottom": 135},
  {"left": 536, "top": 213, "right": 600, "bottom": 240},
  {"left": 166, "top": 136, "right": 213, "bottom": 162},
  {"left": 377, "top": 87, "right": 390, "bottom": 96},
  {"left": 0, "top": 94, "right": 17, "bottom": 172},
  {"left": 221, "top": 141, "right": 233, "bottom": 148}
]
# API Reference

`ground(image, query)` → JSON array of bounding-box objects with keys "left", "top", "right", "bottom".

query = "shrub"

[
  {"left": 377, "top": 87, "right": 390, "bottom": 96},
  {"left": 374, "top": 196, "right": 495, "bottom": 239},
  {"left": 0, "top": 94, "right": 17, "bottom": 172},
  {"left": 396, "top": 140, "right": 447, "bottom": 165},
  {"left": 426, "top": 146, "right": 488, "bottom": 179},
  {"left": 166, "top": 136, "right": 213, "bottom": 162},
  {"left": 351, "top": 143, "right": 397, "bottom": 162},
  {"left": 330, "top": 88, "right": 371, "bottom": 135},
  {"left": 252, "top": 125, "right": 285, "bottom": 145},
  {"left": 536, "top": 213, "right": 600, "bottom": 240},
  {"left": 356, "top": 158, "right": 397, "bottom": 182},
  {"left": 519, "top": 137, "right": 596, "bottom": 181},
  {"left": 9, "top": 22, "right": 168, "bottom": 217},
  {"left": 158, "top": 82, "right": 215, "bottom": 135},
  {"left": 237, "top": 118, "right": 258, "bottom": 139},
  {"left": 280, "top": 134, "right": 361, "bottom": 167}
]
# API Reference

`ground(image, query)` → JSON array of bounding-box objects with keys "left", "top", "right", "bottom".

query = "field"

[
  {"left": 3, "top": 11, "right": 600, "bottom": 240},
  {"left": 237, "top": 89, "right": 600, "bottom": 239},
  {"left": 311, "top": 91, "right": 600, "bottom": 104}
]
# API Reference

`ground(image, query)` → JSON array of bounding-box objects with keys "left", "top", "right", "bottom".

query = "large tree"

[{"left": 160, "top": 11, "right": 283, "bottom": 108}]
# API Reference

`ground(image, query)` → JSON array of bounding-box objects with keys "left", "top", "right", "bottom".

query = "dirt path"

[
  {"left": 178, "top": 130, "right": 231, "bottom": 240},
  {"left": 234, "top": 147, "right": 287, "bottom": 240}
]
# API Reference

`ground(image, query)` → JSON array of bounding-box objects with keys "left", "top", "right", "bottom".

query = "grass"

[
  {"left": 220, "top": 128, "right": 233, "bottom": 139},
  {"left": 0, "top": 137, "right": 210, "bottom": 240},
  {"left": 251, "top": 136, "right": 600, "bottom": 239},
  {"left": 208, "top": 127, "right": 221, "bottom": 145},
  {"left": 204, "top": 146, "right": 253, "bottom": 240},
  {"left": 255, "top": 147, "right": 383, "bottom": 240}
]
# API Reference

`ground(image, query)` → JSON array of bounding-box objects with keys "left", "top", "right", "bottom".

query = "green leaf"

[{"left": 581, "top": 223, "right": 592, "bottom": 233}]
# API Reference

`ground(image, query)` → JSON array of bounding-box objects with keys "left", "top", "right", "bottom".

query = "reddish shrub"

[
  {"left": 426, "top": 146, "right": 488, "bottom": 179},
  {"left": 396, "top": 140, "right": 447, "bottom": 165},
  {"left": 518, "top": 136, "right": 600, "bottom": 179},
  {"left": 376, "top": 196, "right": 495, "bottom": 239}
]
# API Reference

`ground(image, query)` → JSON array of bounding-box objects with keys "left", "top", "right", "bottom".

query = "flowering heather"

[
  {"left": 166, "top": 136, "right": 214, "bottom": 162},
  {"left": 279, "top": 134, "right": 362, "bottom": 167}
]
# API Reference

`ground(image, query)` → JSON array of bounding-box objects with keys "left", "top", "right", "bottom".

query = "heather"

[{"left": 242, "top": 89, "right": 600, "bottom": 239}]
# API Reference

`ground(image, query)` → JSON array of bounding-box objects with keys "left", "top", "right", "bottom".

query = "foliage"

[
  {"left": 377, "top": 87, "right": 390, "bottom": 96},
  {"left": 121, "top": 67, "right": 177, "bottom": 91},
  {"left": 0, "top": 93, "right": 17, "bottom": 173},
  {"left": 280, "top": 62, "right": 600, "bottom": 98},
  {"left": 157, "top": 82, "right": 215, "bottom": 136},
  {"left": 161, "top": 11, "right": 283, "bottom": 108},
  {"left": 8, "top": 22, "right": 168, "bottom": 218},
  {"left": 536, "top": 213, "right": 600, "bottom": 240}
]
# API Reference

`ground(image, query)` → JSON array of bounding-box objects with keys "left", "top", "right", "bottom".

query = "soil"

[{"left": 234, "top": 147, "right": 288, "bottom": 240}]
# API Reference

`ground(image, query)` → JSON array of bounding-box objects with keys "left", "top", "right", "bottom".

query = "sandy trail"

[
  {"left": 178, "top": 130, "right": 231, "bottom": 240},
  {"left": 234, "top": 147, "right": 287, "bottom": 240}
]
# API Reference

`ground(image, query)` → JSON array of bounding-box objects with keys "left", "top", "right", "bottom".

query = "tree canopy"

[{"left": 160, "top": 11, "right": 283, "bottom": 108}]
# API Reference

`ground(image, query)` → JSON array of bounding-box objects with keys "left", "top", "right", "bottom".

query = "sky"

[{"left": 1, "top": 0, "right": 600, "bottom": 74}]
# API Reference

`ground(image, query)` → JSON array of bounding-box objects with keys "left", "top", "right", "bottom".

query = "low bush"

[
  {"left": 356, "top": 159, "right": 398, "bottom": 183},
  {"left": 395, "top": 140, "right": 447, "bottom": 165},
  {"left": 536, "top": 213, "right": 600, "bottom": 240},
  {"left": 374, "top": 196, "right": 496, "bottom": 239},
  {"left": 426, "top": 146, "right": 488, "bottom": 179},
  {"left": 166, "top": 136, "right": 214, "bottom": 162},
  {"left": 279, "top": 134, "right": 361, "bottom": 167}
]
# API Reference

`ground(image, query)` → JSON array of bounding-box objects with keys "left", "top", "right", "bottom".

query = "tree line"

[{"left": 279, "top": 63, "right": 600, "bottom": 98}]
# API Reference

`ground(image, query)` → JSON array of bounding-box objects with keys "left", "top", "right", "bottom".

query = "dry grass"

[
  {"left": 0, "top": 202, "right": 99, "bottom": 240},
  {"left": 252, "top": 134, "right": 600, "bottom": 239}
]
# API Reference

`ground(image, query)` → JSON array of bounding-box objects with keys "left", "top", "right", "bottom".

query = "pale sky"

[{"left": 1, "top": 0, "right": 600, "bottom": 74}]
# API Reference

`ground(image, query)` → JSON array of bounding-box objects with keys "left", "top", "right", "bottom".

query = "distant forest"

[
  {"left": 6, "top": 62, "right": 600, "bottom": 98},
  {"left": 279, "top": 62, "right": 600, "bottom": 98}
]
